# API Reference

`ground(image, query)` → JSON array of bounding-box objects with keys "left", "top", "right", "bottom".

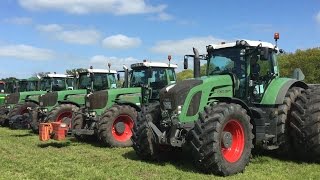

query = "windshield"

[
  {"left": 40, "top": 77, "right": 66, "bottom": 91},
  {"left": 18, "top": 81, "right": 28, "bottom": 92},
  {"left": 208, "top": 47, "right": 245, "bottom": 79},
  {"left": 130, "top": 67, "right": 175, "bottom": 88},
  {"left": 79, "top": 73, "right": 116, "bottom": 91},
  {"left": 27, "top": 81, "right": 38, "bottom": 91}
]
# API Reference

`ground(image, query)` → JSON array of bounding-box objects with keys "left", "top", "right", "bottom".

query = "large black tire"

[
  {"left": 0, "top": 105, "right": 10, "bottom": 126},
  {"left": 72, "top": 112, "right": 87, "bottom": 141},
  {"left": 98, "top": 105, "right": 137, "bottom": 147},
  {"left": 46, "top": 104, "right": 79, "bottom": 125},
  {"left": 276, "top": 87, "right": 304, "bottom": 152},
  {"left": 131, "top": 102, "right": 163, "bottom": 160},
  {"left": 290, "top": 88, "right": 320, "bottom": 161},
  {"left": 190, "top": 103, "right": 253, "bottom": 176},
  {"left": 30, "top": 109, "right": 41, "bottom": 133},
  {"left": 7, "top": 102, "right": 38, "bottom": 127}
]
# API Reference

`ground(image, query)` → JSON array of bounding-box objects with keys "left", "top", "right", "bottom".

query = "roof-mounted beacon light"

[
  {"left": 108, "top": 63, "right": 111, "bottom": 72},
  {"left": 274, "top": 32, "right": 280, "bottom": 48},
  {"left": 168, "top": 55, "right": 171, "bottom": 67}
]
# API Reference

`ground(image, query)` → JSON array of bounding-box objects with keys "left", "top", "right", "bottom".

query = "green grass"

[{"left": 0, "top": 127, "right": 319, "bottom": 180}]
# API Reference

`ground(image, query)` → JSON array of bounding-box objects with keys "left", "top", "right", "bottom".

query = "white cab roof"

[
  {"left": 131, "top": 61, "right": 178, "bottom": 69},
  {"left": 86, "top": 69, "right": 117, "bottom": 74},
  {"left": 211, "top": 40, "right": 276, "bottom": 50},
  {"left": 45, "top": 73, "right": 71, "bottom": 78}
]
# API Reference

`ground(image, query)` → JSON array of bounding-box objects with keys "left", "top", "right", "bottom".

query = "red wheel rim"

[
  {"left": 56, "top": 111, "right": 73, "bottom": 122},
  {"left": 112, "top": 115, "right": 134, "bottom": 142},
  {"left": 221, "top": 119, "right": 245, "bottom": 163},
  {"left": 20, "top": 108, "right": 29, "bottom": 115}
]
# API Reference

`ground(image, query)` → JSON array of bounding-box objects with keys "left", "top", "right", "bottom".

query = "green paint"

[
  {"left": 260, "top": 77, "right": 292, "bottom": 105},
  {"left": 178, "top": 75, "right": 233, "bottom": 123}
]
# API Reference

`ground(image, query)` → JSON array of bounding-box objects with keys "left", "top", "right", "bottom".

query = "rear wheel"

[
  {"left": 7, "top": 102, "right": 38, "bottom": 128},
  {"left": 132, "top": 102, "right": 162, "bottom": 160},
  {"left": 290, "top": 88, "right": 320, "bottom": 161},
  {"left": 98, "top": 105, "right": 137, "bottom": 147},
  {"left": 0, "top": 105, "right": 10, "bottom": 126},
  {"left": 190, "top": 103, "right": 253, "bottom": 176},
  {"left": 46, "top": 104, "right": 78, "bottom": 127},
  {"left": 276, "top": 87, "right": 304, "bottom": 153}
]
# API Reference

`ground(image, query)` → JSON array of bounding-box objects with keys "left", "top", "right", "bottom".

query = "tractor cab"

[
  {"left": 130, "top": 60, "right": 177, "bottom": 99},
  {"left": 16, "top": 77, "right": 40, "bottom": 92},
  {"left": 205, "top": 39, "right": 281, "bottom": 103},
  {"left": 0, "top": 81, "right": 5, "bottom": 93},
  {"left": 40, "top": 73, "right": 74, "bottom": 92},
  {"left": 77, "top": 68, "right": 117, "bottom": 92}
]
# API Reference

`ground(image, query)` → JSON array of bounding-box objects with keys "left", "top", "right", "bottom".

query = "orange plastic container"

[
  {"left": 51, "top": 122, "right": 68, "bottom": 141},
  {"left": 39, "top": 123, "right": 53, "bottom": 141}
]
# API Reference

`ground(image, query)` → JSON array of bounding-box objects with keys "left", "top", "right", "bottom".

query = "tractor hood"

[{"left": 160, "top": 75, "right": 234, "bottom": 122}]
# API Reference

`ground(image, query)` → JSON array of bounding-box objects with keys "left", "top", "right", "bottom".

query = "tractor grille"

[
  {"left": 87, "top": 90, "right": 107, "bottom": 110},
  {"left": 6, "top": 92, "right": 19, "bottom": 104},
  {"left": 40, "top": 92, "right": 58, "bottom": 107},
  {"left": 159, "top": 79, "right": 202, "bottom": 112}
]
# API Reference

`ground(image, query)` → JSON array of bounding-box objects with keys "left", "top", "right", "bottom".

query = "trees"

[
  {"left": 278, "top": 48, "right": 320, "bottom": 84},
  {"left": 66, "top": 68, "right": 86, "bottom": 76}
]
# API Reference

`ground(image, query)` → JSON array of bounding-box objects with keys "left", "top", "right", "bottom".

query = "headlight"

[
  {"left": 177, "top": 105, "right": 182, "bottom": 114},
  {"left": 89, "top": 111, "right": 96, "bottom": 116},
  {"left": 86, "top": 101, "right": 90, "bottom": 108},
  {"left": 163, "top": 101, "right": 172, "bottom": 110},
  {"left": 43, "top": 108, "right": 48, "bottom": 112},
  {"left": 39, "top": 101, "right": 44, "bottom": 106}
]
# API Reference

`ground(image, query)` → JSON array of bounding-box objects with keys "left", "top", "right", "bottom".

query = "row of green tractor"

[{"left": 2, "top": 33, "right": 320, "bottom": 176}]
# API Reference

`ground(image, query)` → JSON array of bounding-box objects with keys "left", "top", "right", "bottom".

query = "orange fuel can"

[
  {"left": 39, "top": 123, "right": 53, "bottom": 141},
  {"left": 51, "top": 122, "right": 68, "bottom": 141}
]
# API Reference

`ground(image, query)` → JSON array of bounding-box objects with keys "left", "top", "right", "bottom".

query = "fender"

[
  {"left": 24, "top": 99, "right": 39, "bottom": 105},
  {"left": 114, "top": 100, "right": 141, "bottom": 112},
  {"left": 58, "top": 100, "right": 81, "bottom": 108},
  {"left": 261, "top": 78, "right": 308, "bottom": 105},
  {"left": 213, "top": 97, "right": 252, "bottom": 117}
]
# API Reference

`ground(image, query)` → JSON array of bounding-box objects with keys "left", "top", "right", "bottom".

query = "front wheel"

[
  {"left": 98, "top": 105, "right": 137, "bottom": 147},
  {"left": 190, "top": 103, "right": 253, "bottom": 176}
]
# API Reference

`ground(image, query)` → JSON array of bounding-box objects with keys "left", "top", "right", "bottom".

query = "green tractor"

[
  {"left": 132, "top": 34, "right": 311, "bottom": 176},
  {"left": 0, "top": 73, "right": 74, "bottom": 128},
  {"left": 41, "top": 60, "right": 177, "bottom": 148},
  {"left": 31, "top": 67, "right": 118, "bottom": 133},
  {"left": 0, "top": 77, "right": 40, "bottom": 125}
]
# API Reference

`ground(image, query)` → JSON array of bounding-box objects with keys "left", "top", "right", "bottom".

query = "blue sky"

[{"left": 0, "top": 0, "right": 319, "bottom": 78}]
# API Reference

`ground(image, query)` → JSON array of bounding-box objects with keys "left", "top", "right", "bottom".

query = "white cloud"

[
  {"left": 36, "top": 24, "right": 101, "bottom": 45},
  {"left": 36, "top": 24, "right": 63, "bottom": 32},
  {"left": 0, "top": 44, "right": 55, "bottom": 61},
  {"left": 56, "top": 30, "right": 101, "bottom": 45},
  {"left": 149, "top": 12, "right": 174, "bottom": 21},
  {"left": 4, "top": 17, "right": 33, "bottom": 25},
  {"left": 90, "top": 55, "right": 138, "bottom": 70},
  {"left": 19, "top": 0, "right": 166, "bottom": 15},
  {"left": 316, "top": 11, "right": 320, "bottom": 24},
  {"left": 151, "top": 36, "right": 225, "bottom": 56},
  {"left": 102, "top": 34, "right": 141, "bottom": 49}
]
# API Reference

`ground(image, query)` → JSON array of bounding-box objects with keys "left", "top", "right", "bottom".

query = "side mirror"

[
  {"left": 117, "top": 73, "right": 120, "bottom": 81},
  {"left": 184, "top": 56, "right": 188, "bottom": 69},
  {"left": 292, "top": 68, "right": 305, "bottom": 81},
  {"left": 279, "top": 49, "right": 284, "bottom": 54},
  {"left": 260, "top": 47, "right": 269, "bottom": 60}
]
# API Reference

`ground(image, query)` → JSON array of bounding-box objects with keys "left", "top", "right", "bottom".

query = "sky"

[{"left": 0, "top": 0, "right": 319, "bottom": 78}]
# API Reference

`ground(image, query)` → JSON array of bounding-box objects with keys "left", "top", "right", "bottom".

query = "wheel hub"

[
  {"left": 115, "top": 121, "right": 125, "bottom": 134},
  {"left": 222, "top": 131, "right": 233, "bottom": 148}
]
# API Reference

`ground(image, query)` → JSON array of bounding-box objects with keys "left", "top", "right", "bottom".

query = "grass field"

[{"left": 0, "top": 127, "right": 319, "bottom": 180}]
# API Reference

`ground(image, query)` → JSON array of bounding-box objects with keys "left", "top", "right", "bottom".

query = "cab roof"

[
  {"left": 131, "top": 61, "right": 178, "bottom": 69},
  {"left": 85, "top": 69, "right": 117, "bottom": 74},
  {"left": 211, "top": 40, "right": 276, "bottom": 50},
  {"left": 43, "top": 73, "right": 72, "bottom": 78}
]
